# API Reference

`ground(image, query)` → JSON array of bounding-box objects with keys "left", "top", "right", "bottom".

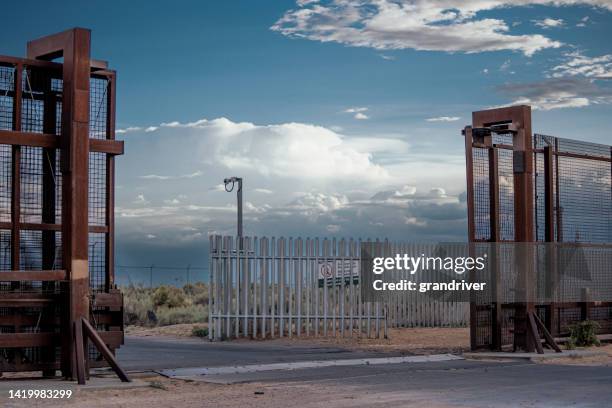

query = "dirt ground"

[
  {"left": 9, "top": 375, "right": 456, "bottom": 408},
  {"left": 538, "top": 343, "right": 612, "bottom": 367},
  {"left": 126, "top": 325, "right": 471, "bottom": 355}
]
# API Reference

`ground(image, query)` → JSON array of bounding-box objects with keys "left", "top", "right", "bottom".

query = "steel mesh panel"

[
  {"left": 20, "top": 146, "right": 43, "bottom": 224},
  {"left": 0, "top": 65, "right": 14, "bottom": 131},
  {"left": 492, "top": 132, "right": 513, "bottom": 145},
  {"left": 475, "top": 308, "right": 492, "bottom": 348},
  {"left": 0, "top": 145, "right": 11, "bottom": 223},
  {"left": 21, "top": 68, "right": 45, "bottom": 134},
  {"left": 19, "top": 229, "right": 42, "bottom": 271},
  {"left": 0, "top": 230, "right": 10, "bottom": 270},
  {"left": 89, "top": 78, "right": 108, "bottom": 139},
  {"left": 501, "top": 306, "right": 514, "bottom": 346},
  {"left": 558, "top": 307, "right": 581, "bottom": 335},
  {"left": 89, "top": 232, "right": 106, "bottom": 292},
  {"left": 497, "top": 149, "right": 515, "bottom": 241},
  {"left": 55, "top": 150, "right": 62, "bottom": 221},
  {"left": 473, "top": 147, "right": 490, "bottom": 240},
  {"left": 534, "top": 151, "right": 545, "bottom": 241},
  {"left": 55, "top": 101, "right": 62, "bottom": 136},
  {"left": 557, "top": 156, "right": 611, "bottom": 243},
  {"left": 89, "top": 152, "right": 106, "bottom": 226},
  {"left": 590, "top": 306, "right": 612, "bottom": 333}
]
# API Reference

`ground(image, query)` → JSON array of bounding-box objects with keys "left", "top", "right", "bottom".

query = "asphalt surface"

[
  {"left": 117, "top": 336, "right": 612, "bottom": 408},
  {"left": 117, "top": 335, "right": 403, "bottom": 371}
]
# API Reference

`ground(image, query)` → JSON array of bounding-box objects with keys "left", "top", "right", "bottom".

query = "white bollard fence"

[{"left": 208, "top": 236, "right": 468, "bottom": 341}]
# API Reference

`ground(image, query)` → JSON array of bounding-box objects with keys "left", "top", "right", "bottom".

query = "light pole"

[{"left": 223, "top": 177, "right": 243, "bottom": 238}]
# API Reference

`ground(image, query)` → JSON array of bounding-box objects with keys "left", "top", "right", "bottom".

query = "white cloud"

[
  {"left": 344, "top": 107, "right": 370, "bottom": 120},
  {"left": 576, "top": 15, "right": 590, "bottom": 26},
  {"left": 482, "top": 68, "right": 489, "bottom": 74},
  {"left": 551, "top": 51, "right": 612, "bottom": 79},
  {"left": 129, "top": 117, "right": 390, "bottom": 183},
  {"left": 140, "top": 170, "right": 204, "bottom": 180},
  {"left": 254, "top": 188, "right": 274, "bottom": 194},
  {"left": 379, "top": 54, "right": 396, "bottom": 60},
  {"left": 426, "top": 116, "right": 461, "bottom": 122},
  {"left": 496, "top": 77, "right": 612, "bottom": 110},
  {"left": 268, "top": 1, "right": 612, "bottom": 56},
  {"left": 532, "top": 18, "right": 565, "bottom": 28}
]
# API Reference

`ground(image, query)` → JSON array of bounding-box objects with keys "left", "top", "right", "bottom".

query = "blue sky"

[{"left": 2, "top": 1, "right": 611, "bottom": 285}]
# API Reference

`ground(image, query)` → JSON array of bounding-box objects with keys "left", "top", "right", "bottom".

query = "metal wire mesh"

[
  {"left": 89, "top": 152, "right": 106, "bottom": 226},
  {"left": 497, "top": 149, "right": 515, "bottom": 241},
  {"left": 0, "top": 65, "right": 14, "bottom": 131},
  {"left": 19, "top": 229, "right": 42, "bottom": 271},
  {"left": 557, "top": 156, "right": 611, "bottom": 243},
  {"left": 20, "top": 146, "right": 43, "bottom": 224},
  {"left": 0, "top": 229, "right": 10, "bottom": 270},
  {"left": 89, "top": 78, "right": 108, "bottom": 139},
  {"left": 89, "top": 233, "right": 106, "bottom": 292},
  {"left": 0, "top": 145, "right": 10, "bottom": 223},
  {"left": 472, "top": 148, "right": 490, "bottom": 240},
  {"left": 21, "top": 68, "right": 45, "bottom": 134}
]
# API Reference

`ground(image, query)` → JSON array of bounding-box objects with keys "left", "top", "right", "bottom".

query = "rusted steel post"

[
  {"left": 543, "top": 145, "right": 558, "bottom": 335},
  {"left": 27, "top": 28, "right": 92, "bottom": 380},
  {"left": 10, "top": 64, "right": 22, "bottom": 274},
  {"left": 463, "top": 126, "right": 480, "bottom": 350},
  {"left": 471, "top": 105, "right": 536, "bottom": 352}
]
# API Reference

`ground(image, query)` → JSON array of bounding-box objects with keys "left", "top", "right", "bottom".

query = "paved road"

[
  {"left": 117, "top": 336, "right": 612, "bottom": 407},
  {"left": 117, "top": 336, "right": 403, "bottom": 371}
]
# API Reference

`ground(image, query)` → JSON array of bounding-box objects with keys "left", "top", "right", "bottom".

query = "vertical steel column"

[
  {"left": 27, "top": 28, "right": 92, "bottom": 379},
  {"left": 106, "top": 72, "right": 116, "bottom": 291},
  {"left": 10, "top": 64, "right": 22, "bottom": 274},
  {"left": 463, "top": 126, "right": 479, "bottom": 350},
  {"left": 543, "top": 145, "right": 558, "bottom": 334}
]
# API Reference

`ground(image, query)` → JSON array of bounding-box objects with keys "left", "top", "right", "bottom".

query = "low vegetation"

[
  {"left": 123, "top": 283, "right": 209, "bottom": 327},
  {"left": 566, "top": 320, "right": 600, "bottom": 349}
]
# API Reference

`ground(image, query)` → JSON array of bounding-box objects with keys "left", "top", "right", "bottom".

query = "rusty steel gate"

[
  {"left": 0, "top": 29, "right": 126, "bottom": 382},
  {"left": 464, "top": 105, "right": 612, "bottom": 351}
]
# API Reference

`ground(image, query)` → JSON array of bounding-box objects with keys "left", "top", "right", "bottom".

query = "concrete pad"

[
  {"left": 463, "top": 349, "right": 605, "bottom": 362},
  {"left": 157, "top": 353, "right": 464, "bottom": 380},
  {"left": 0, "top": 376, "right": 150, "bottom": 396}
]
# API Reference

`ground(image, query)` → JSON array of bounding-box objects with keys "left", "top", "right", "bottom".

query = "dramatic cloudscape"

[{"left": 2, "top": 0, "right": 610, "bottom": 284}]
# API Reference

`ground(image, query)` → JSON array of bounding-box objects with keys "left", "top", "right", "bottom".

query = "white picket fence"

[{"left": 208, "top": 236, "right": 468, "bottom": 341}]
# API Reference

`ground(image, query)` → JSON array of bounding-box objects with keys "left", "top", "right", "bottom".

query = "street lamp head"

[{"left": 223, "top": 176, "right": 242, "bottom": 192}]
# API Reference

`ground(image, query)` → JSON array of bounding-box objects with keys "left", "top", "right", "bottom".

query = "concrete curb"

[{"left": 158, "top": 353, "right": 464, "bottom": 379}]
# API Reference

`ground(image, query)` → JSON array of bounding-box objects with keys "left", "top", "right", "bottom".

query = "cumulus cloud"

[
  {"left": 532, "top": 18, "right": 565, "bottom": 28},
  {"left": 496, "top": 77, "right": 612, "bottom": 110},
  {"left": 132, "top": 117, "right": 390, "bottom": 182},
  {"left": 268, "top": 1, "right": 612, "bottom": 56},
  {"left": 426, "top": 116, "right": 461, "bottom": 122},
  {"left": 551, "top": 51, "right": 612, "bottom": 79},
  {"left": 116, "top": 187, "right": 467, "bottom": 246}
]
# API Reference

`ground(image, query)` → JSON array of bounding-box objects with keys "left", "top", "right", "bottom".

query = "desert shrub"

[
  {"left": 152, "top": 285, "right": 186, "bottom": 308},
  {"left": 192, "top": 326, "right": 209, "bottom": 337},
  {"left": 123, "top": 285, "right": 156, "bottom": 326},
  {"left": 155, "top": 304, "right": 207, "bottom": 326},
  {"left": 122, "top": 283, "right": 209, "bottom": 327},
  {"left": 568, "top": 320, "right": 600, "bottom": 348}
]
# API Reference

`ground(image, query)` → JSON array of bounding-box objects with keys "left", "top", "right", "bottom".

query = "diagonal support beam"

[{"left": 81, "top": 318, "right": 130, "bottom": 383}]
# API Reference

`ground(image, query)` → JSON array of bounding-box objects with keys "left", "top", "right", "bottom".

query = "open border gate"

[
  {"left": 463, "top": 105, "right": 612, "bottom": 351},
  {"left": 0, "top": 29, "right": 126, "bottom": 382}
]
